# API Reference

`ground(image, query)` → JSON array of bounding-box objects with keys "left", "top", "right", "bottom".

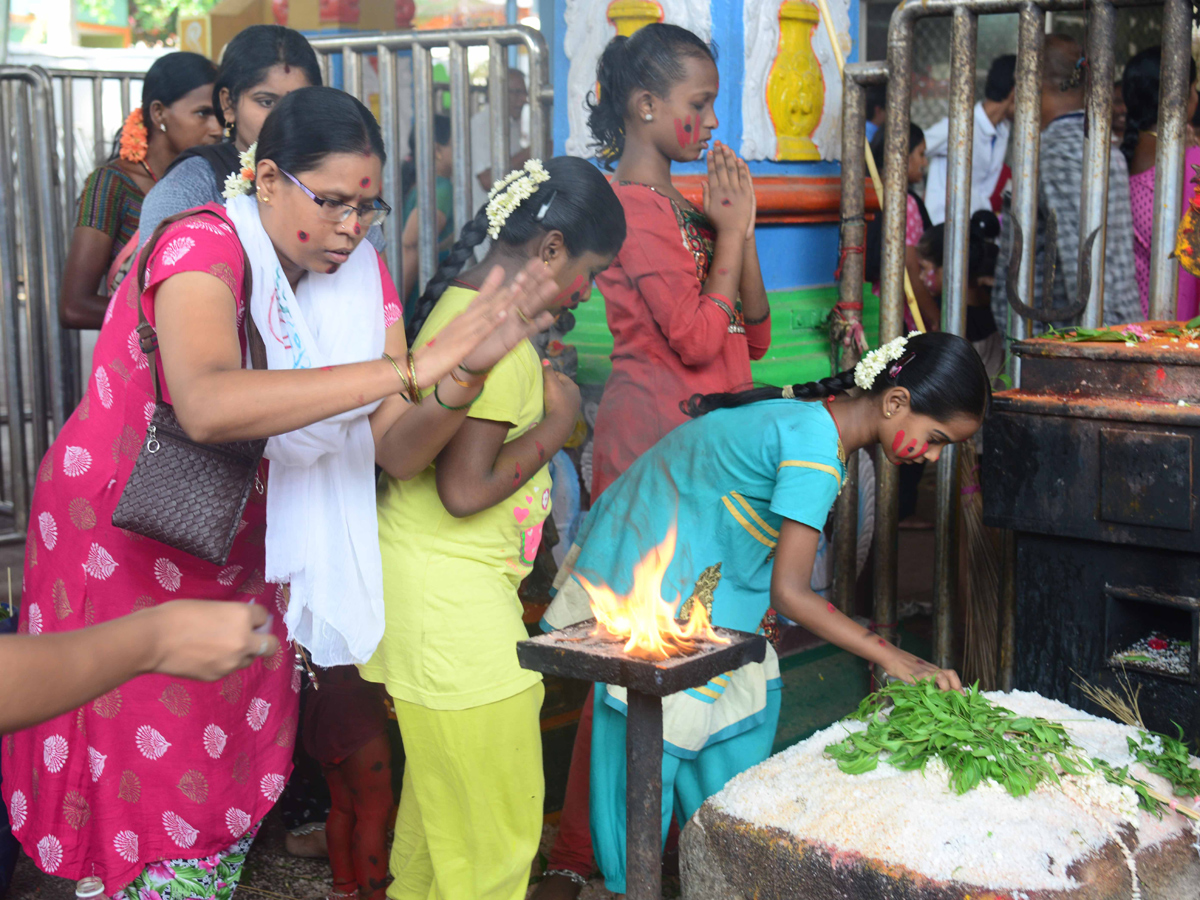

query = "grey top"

[
  {"left": 139, "top": 156, "right": 386, "bottom": 253},
  {"left": 991, "top": 111, "right": 1140, "bottom": 334}
]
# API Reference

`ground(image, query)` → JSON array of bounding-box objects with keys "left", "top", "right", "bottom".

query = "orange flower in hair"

[{"left": 118, "top": 108, "right": 149, "bottom": 164}]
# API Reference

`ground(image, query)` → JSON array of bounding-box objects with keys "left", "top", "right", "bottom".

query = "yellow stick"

[{"left": 810, "top": 0, "right": 927, "bottom": 334}]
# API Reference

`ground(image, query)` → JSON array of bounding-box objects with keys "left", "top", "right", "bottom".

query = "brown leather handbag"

[{"left": 112, "top": 209, "right": 268, "bottom": 566}]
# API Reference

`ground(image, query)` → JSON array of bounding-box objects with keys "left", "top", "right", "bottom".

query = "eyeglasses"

[{"left": 281, "top": 169, "right": 391, "bottom": 227}]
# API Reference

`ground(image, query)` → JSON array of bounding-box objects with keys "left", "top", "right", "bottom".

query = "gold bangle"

[
  {"left": 515, "top": 307, "right": 532, "bottom": 325},
  {"left": 406, "top": 351, "right": 422, "bottom": 405},
  {"left": 382, "top": 352, "right": 412, "bottom": 402},
  {"left": 449, "top": 366, "right": 477, "bottom": 389}
]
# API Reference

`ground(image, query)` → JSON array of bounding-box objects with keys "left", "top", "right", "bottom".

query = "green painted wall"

[{"left": 572, "top": 285, "right": 881, "bottom": 387}]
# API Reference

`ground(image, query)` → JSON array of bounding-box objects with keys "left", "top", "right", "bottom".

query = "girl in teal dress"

[{"left": 542, "top": 330, "right": 989, "bottom": 893}]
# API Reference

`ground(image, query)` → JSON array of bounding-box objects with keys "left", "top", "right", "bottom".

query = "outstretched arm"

[
  {"left": 0, "top": 601, "right": 279, "bottom": 734},
  {"left": 770, "top": 519, "right": 961, "bottom": 691}
]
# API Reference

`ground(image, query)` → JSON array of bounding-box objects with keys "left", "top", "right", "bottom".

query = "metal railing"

[
  {"left": 309, "top": 25, "right": 554, "bottom": 295},
  {"left": 836, "top": 0, "right": 1182, "bottom": 686},
  {"left": 0, "top": 66, "right": 66, "bottom": 543}
]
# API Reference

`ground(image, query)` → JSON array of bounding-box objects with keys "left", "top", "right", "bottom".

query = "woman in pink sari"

[
  {"left": 1122, "top": 45, "right": 1200, "bottom": 321},
  {"left": 2, "top": 87, "right": 554, "bottom": 898}
]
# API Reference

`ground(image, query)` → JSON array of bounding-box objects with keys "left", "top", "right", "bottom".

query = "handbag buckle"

[{"left": 146, "top": 424, "right": 160, "bottom": 454}]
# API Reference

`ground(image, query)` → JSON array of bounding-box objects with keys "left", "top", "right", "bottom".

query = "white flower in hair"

[
  {"left": 486, "top": 159, "right": 551, "bottom": 239},
  {"left": 853, "top": 331, "right": 919, "bottom": 390},
  {"left": 222, "top": 142, "right": 258, "bottom": 199}
]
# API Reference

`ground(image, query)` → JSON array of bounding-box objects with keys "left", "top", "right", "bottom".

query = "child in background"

[
  {"left": 543, "top": 332, "right": 985, "bottom": 893},
  {"left": 915, "top": 210, "right": 1005, "bottom": 379},
  {"left": 537, "top": 27, "right": 770, "bottom": 894},
  {"left": 360, "top": 157, "right": 626, "bottom": 900},
  {"left": 302, "top": 666, "right": 393, "bottom": 900}
]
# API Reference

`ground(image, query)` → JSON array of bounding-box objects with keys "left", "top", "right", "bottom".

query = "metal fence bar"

[
  {"left": 1147, "top": 0, "right": 1191, "bottom": 320},
  {"left": 834, "top": 60, "right": 887, "bottom": 616},
  {"left": 1006, "top": 2, "right": 1045, "bottom": 386},
  {"left": 1079, "top": 0, "right": 1117, "bottom": 328},
  {"left": 412, "top": 44, "right": 439, "bottom": 291},
  {"left": 0, "top": 81, "right": 28, "bottom": 530},
  {"left": 90, "top": 76, "right": 104, "bottom": 167},
  {"left": 876, "top": 8, "right": 918, "bottom": 652},
  {"left": 308, "top": 25, "right": 553, "bottom": 296},
  {"left": 932, "top": 5, "right": 977, "bottom": 668},
  {"left": 449, "top": 41, "right": 475, "bottom": 232},
  {"left": 488, "top": 39, "right": 513, "bottom": 191},
  {"left": 377, "top": 43, "right": 402, "bottom": 276}
]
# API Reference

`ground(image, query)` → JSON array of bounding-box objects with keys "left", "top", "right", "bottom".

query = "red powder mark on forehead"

[{"left": 360, "top": 177, "right": 371, "bottom": 188}]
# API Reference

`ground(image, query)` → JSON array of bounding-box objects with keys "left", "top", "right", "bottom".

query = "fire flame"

[{"left": 577, "top": 524, "right": 730, "bottom": 660}]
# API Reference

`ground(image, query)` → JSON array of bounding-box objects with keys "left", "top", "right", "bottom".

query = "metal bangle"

[
  {"left": 544, "top": 869, "right": 589, "bottom": 887},
  {"left": 381, "top": 352, "right": 412, "bottom": 403},
  {"left": 434, "top": 382, "right": 472, "bottom": 411},
  {"left": 457, "top": 361, "right": 492, "bottom": 377},
  {"left": 406, "top": 351, "right": 422, "bottom": 405},
  {"left": 449, "top": 366, "right": 474, "bottom": 389}
]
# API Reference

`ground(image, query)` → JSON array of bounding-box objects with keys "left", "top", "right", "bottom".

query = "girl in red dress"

[{"left": 536, "top": 23, "right": 771, "bottom": 898}]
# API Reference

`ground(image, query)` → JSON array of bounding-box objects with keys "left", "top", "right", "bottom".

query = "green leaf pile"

[
  {"left": 825, "top": 682, "right": 1200, "bottom": 819},
  {"left": 824, "top": 681, "right": 1087, "bottom": 797}
]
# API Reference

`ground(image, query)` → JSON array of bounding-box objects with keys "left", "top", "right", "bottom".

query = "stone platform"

[{"left": 680, "top": 692, "right": 1200, "bottom": 900}]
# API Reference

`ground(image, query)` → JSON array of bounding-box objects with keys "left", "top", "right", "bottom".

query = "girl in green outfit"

[{"left": 360, "top": 156, "right": 626, "bottom": 900}]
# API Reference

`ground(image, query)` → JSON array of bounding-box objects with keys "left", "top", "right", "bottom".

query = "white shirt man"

[
  {"left": 469, "top": 69, "right": 530, "bottom": 216},
  {"left": 922, "top": 55, "right": 1016, "bottom": 226}
]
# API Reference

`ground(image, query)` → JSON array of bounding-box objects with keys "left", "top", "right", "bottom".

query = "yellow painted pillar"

[
  {"left": 766, "top": 0, "right": 824, "bottom": 161},
  {"left": 606, "top": 0, "right": 663, "bottom": 36}
]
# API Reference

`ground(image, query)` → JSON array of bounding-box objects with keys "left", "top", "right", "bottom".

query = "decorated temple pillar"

[{"left": 553, "top": 0, "right": 869, "bottom": 388}]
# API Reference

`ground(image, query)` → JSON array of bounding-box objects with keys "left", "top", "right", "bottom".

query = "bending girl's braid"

[
  {"left": 681, "top": 369, "right": 857, "bottom": 418},
  {"left": 406, "top": 206, "right": 491, "bottom": 344}
]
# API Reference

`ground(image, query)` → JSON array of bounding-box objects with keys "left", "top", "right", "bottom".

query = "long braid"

[
  {"left": 406, "top": 206, "right": 490, "bottom": 345},
  {"left": 682, "top": 369, "right": 857, "bottom": 418}
]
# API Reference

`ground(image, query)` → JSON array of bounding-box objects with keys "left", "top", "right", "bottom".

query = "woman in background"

[
  {"left": 59, "top": 52, "right": 220, "bottom": 329},
  {"left": 1121, "top": 45, "right": 1200, "bottom": 321}
]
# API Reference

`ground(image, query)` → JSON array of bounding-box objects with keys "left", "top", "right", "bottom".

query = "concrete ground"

[{"left": 3, "top": 469, "right": 941, "bottom": 899}]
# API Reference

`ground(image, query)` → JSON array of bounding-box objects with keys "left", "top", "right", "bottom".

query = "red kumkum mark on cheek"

[
  {"left": 360, "top": 177, "right": 371, "bottom": 188},
  {"left": 891, "top": 429, "right": 906, "bottom": 454},
  {"left": 674, "top": 115, "right": 698, "bottom": 149},
  {"left": 902, "top": 439, "right": 918, "bottom": 457},
  {"left": 297, "top": 231, "right": 309, "bottom": 242},
  {"left": 354, "top": 223, "right": 361, "bottom": 236},
  {"left": 913, "top": 442, "right": 929, "bottom": 458}
]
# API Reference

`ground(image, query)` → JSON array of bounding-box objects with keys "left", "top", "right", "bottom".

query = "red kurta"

[{"left": 590, "top": 183, "right": 771, "bottom": 498}]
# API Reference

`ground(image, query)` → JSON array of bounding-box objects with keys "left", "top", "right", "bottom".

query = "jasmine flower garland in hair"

[
  {"left": 854, "top": 331, "right": 919, "bottom": 391},
  {"left": 486, "top": 159, "right": 551, "bottom": 239},
  {"left": 222, "top": 142, "right": 258, "bottom": 200}
]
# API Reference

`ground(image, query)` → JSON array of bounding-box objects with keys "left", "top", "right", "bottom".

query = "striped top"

[{"left": 75, "top": 162, "right": 144, "bottom": 262}]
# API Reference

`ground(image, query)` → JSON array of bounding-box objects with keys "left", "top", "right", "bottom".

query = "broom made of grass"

[{"left": 959, "top": 441, "right": 1000, "bottom": 688}]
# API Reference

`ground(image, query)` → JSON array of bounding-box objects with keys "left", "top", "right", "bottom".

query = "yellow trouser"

[{"left": 388, "top": 683, "right": 545, "bottom": 900}]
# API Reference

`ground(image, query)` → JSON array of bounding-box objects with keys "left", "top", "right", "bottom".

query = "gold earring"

[
  {"left": 885, "top": 411, "right": 892, "bottom": 418},
  {"left": 224, "top": 122, "right": 234, "bottom": 139},
  {"left": 257, "top": 189, "right": 269, "bottom": 203},
  {"left": 543, "top": 259, "right": 550, "bottom": 267}
]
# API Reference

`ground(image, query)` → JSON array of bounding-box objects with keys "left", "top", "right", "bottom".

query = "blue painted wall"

[{"left": 550, "top": 0, "right": 859, "bottom": 291}]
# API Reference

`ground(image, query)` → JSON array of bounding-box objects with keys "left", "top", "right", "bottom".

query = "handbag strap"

[{"left": 134, "top": 209, "right": 266, "bottom": 404}]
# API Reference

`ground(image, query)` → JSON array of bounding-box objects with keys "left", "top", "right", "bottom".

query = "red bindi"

[{"left": 297, "top": 231, "right": 309, "bottom": 242}]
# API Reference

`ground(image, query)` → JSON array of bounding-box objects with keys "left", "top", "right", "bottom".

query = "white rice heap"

[{"left": 708, "top": 690, "right": 1198, "bottom": 891}]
